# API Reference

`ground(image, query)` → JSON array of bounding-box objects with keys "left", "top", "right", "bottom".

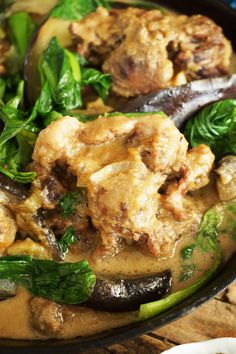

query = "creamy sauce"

[{"left": 1, "top": 182, "right": 236, "bottom": 340}]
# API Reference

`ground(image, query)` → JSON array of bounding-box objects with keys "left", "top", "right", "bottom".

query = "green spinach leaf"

[
  {"left": 50, "top": 0, "right": 162, "bottom": 20},
  {"left": 50, "top": 0, "right": 108, "bottom": 20},
  {"left": 184, "top": 99, "right": 236, "bottom": 160},
  {"left": 38, "top": 37, "right": 82, "bottom": 113},
  {"left": 0, "top": 166, "right": 36, "bottom": 183},
  {"left": 59, "top": 226, "right": 78, "bottom": 254},
  {"left": 139, "top": 256, "right": 220, "bottom": 320},
  {"left": 180, "top": 244, "right": 195, "bottom": 260},
  {"left": 81, "top": 68, "right": 112, "bottom": 101},
  {"left": 60, "top": 188, "right": 85, "bottom": 217},
  {"left": 8, "top": 12, "right": 36, "bottom": 61},
  {"left": 0, "top": 256, "right": 96, "bottom": 304}
]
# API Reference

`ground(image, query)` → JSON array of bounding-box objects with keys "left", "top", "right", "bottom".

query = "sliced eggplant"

[
  {"left": 87, "top": 270, "right": 172, "bottom": 312},
  {"left": 32, "top": 212, "right": 63, "bottom": 261},
  {"left": 121, "top": 74, "right": 236, "bottom": 129},
  {"left": 0, "top": 279, "right": 16, "bottom": 300},
  {"left": 0, "top": 173, "right": 28, "bottom": 201},
  {"left": 24, "top": 17, "right": 73, "bottom": 104}
]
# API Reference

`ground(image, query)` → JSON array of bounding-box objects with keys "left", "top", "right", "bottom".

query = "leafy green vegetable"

[
  {"left": 180, "top": 245, "right": 195, "bottom": 260},
  {"left": 60, "top": 188, "right": 85, "bottom": 217},
  {"left": 139, "top": 202, "right": 228, "bottom": 320},
  {"left": 59, "top": 227, "right": 78, "bottom": 254},
  {"left": 50, "top": 0, "right": 162, "bottom": 20},
  {"left": 0, "top": 81, "right": 39, "bottom": 183},
  {"left": 218, "top": 201, "right": 236, "bottom": 241},
  {"left": 139, "top": 256, "right": 220, "bottom": 320},
  {"left": 8, "top": 12, "right": 36, "bottom": 61},
  {"left": 51, "top": 0, "right": 109, "bottom": 20},
  {"left": 109, "top": 0, "right": 163, "bottom": 10},
  {"left": 81, "top": 68, "right": 112, "bottom": 101},
  {"left": 38, "top": 37, "right": 82, "bottom": 113},
  {"left": 195, "top": 205, "right": 224, "bottom": 252},
  {"left": 180, "top": 264, "right": 196, "bottom": 282},
  {"left": 0, "top": 166, "right": 36, "bottom": 183},
  {"left": 184, "top": 99, "right": 236, "bottom": 160},
  {"left": 0, "top": 256, "right": 96, "bottom": 304},
  {"left": 0, "top": 78, "right": 6, "bottom": 100}
]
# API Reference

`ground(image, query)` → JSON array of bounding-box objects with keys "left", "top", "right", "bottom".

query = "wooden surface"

[{"left": 83, "top": 282, "right": 236, "bottom": 353}]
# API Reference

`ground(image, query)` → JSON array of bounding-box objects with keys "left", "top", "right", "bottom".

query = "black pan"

[{"left": 1, "top": 0, "right": 236, "bottom": 352}]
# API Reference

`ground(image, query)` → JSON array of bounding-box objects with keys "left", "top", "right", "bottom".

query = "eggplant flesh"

[
  {"left": 88, "top": 270, "right": 172, "bottom": 312},
  {"left": 121, "top": 74, "right": 236, "bottom": 129}
]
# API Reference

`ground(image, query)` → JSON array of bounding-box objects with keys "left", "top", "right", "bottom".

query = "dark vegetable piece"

[
  {"left": 0, "top": 279, "right": 16, "bottom": 300},
  {"left": 0, "top": 172, "right": 28, "bottom": 200},
  {"left": 34, "top": 212, "right": 63, "bottom": 261},
  {"left": 184, "top": 99, "right": 236, "bottom": 160},
  {"left": 0, "top": 256, "right": 96, "bottom": 305},
  {"left": 87, "top": 270, "right": 172, "bottom": 312},
  {"left": 139, "top": 257, "right": 220, "bottom": 320},
  {"left": 121, "top": 74, "right": 236, "bottom": 129},
  {"left": 139, "top": 200, "right": 229, "bottom": 320}
]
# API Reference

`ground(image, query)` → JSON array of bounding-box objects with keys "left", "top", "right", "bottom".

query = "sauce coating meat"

[
  {"left": 33, "top": 114, "right": 214, "bottom": 258},
  {"left": 71, "top": 7, "right": 232, "bottom": 97}
]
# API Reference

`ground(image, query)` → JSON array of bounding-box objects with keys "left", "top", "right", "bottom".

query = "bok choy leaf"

[
  {"left": 184, "top": 99, "right": 236, "bottom": 160},
  {"left": 0, "top": 256, "right": 96, "bottom": 304}
]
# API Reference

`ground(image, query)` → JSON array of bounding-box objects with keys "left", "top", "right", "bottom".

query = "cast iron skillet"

[{"left": 1, "top": 0, "right": 236, "bottom": 352}]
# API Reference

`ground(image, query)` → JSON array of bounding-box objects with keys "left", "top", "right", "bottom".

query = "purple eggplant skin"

[
  {"left": 87, "top": 270, "right": 172, "bottom": 312},
  {"left": 0, "top": 173, "right": 28, "bottom": 201},
  {"left": 33, "top": 211, "right": 63, "bottom": 262},
  {"left": 121, "top": 74, "right": 236, "bottom": 129}
]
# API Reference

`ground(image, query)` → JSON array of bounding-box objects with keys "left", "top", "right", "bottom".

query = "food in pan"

[{"left": 0, "top": 0, "right": 235, "bottom": 340}]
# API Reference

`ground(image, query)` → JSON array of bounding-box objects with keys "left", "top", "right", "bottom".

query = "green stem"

[{"left": 139, "top": 256, "right": 220, "bottom": 321}]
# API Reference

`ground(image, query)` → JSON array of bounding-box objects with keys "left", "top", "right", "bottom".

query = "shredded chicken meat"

[
  {"left": 71, "top": 7, "right": 232, "bottom": 97},
  {"left": 32, "top": 114, "right": 214, "bottom": 258}
]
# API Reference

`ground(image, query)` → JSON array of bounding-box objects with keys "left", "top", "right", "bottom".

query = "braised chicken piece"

[
  {"left": 71, "top": 7, "right": 232, "bottom": 97},
  {"left": 216, "top": 155, "right": 236, "bottom": 201},
  {"left": 0, "top": 204, "right": 17, "bottom": 253},
  {"left": 32, "top": 114, "right": 214, "bottom": 258}
]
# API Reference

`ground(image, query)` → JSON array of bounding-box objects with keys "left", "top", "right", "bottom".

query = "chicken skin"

[
  {"left": 71, "top": 7, "right": 232, "bottom": 97},
  {"left": 33, "top": 114, "right": 215, "bottom": 258}
]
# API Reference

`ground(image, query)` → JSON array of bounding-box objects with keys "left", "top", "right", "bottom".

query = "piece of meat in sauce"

[
  {"left": 30, "top": 297, "right": 64, "bottom": 336},
  {"left": 71, "top": 7, "right": 232, "bottom": 97},
  {"left": 216, "top": 155, "right": 236, "bottom": 201},
  {"left": 32, "top": 114, "right": 215, "bottom": 259},
  {"left": 0, "top": 204, "right": 17, "bottom": 253}
]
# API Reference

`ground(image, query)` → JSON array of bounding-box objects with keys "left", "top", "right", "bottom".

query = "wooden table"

[{"left": 84, "top": 282, "right": 236, "bottom": 353}]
